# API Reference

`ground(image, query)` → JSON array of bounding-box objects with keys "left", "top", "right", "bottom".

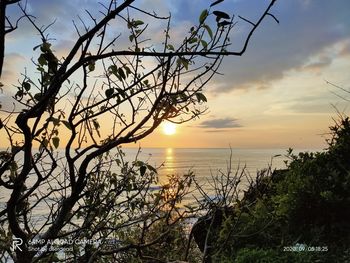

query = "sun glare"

[{"left": 162, "top": 122, "right": 176, "bottom": 135}]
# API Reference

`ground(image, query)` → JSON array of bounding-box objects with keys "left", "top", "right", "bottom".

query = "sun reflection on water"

[{"left": 159, "top": 148, "right": 175, "bottom": 184}]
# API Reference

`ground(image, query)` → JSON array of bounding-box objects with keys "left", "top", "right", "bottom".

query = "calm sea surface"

[
  {"left": 0, "top": 148, "right": 320, "bottom": 214},
  {"left": 123, "top": 147, "right": 298, "bottom": 178}
]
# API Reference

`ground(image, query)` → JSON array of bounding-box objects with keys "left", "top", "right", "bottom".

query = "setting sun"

[{"left": 162, "top": 122, "right": 176, "bottom": 135}]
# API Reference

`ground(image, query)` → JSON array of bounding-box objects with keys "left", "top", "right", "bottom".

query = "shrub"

[{"left": 209, "top": 116, "right": 350, "bottom": 262}]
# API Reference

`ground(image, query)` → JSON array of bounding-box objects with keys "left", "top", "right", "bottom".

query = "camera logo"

[{"left": 12, "top": 237, "right": 23, "bottom": 252}]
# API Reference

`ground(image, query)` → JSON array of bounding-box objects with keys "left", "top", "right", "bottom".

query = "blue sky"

[{"left": 1, "top": 0, "right": 350, "bottom": 148}]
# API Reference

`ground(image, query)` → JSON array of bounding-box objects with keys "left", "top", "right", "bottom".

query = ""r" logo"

[{"left": 12, "top": 237, "right": 23, "bottom": 252}]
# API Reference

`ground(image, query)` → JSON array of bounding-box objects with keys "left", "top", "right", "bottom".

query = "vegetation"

[
  {"left": 0, "top": 0, "right": 278, "bottom": 262},
  {"left": 2, "top": 0, "right": 348, "bottom": 262},
  {"left": 207, "top": 116, "right": 350, "bottom": 262}
]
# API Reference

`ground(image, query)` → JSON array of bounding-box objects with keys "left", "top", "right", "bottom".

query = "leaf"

[
  {"left": 177, "top": 58, "right": 189, "bottom": 70},
  {"left": 189, "top": 37, "right": 198, "bottom": 44},
  {"left": 124, "top": 65, "right": 132, "bottom": 77},
  {"left": 218, "top": 21, "right": 233, "bottom": 27},
  {"left": 92, "top": 119, "right": 101, "bottom": 137},
  {"left": 88, "top": 62, "right": 95, "bottom": 72},
  {"left": 62, "top": 120, "right": 71, "bottom": 130},
  {"left": 210, "top": 0, "right": 224, "bottom": 7},
  {"left": 129, "top": 35, "right": 134, "bottom": 42},
  {"left": 117, "top": 88, "right": 126, "bottom": 98},
  {"left": 52, "top": 137, "right": 60, "bottom": 149},
  {"left": 196, "top": 92, "right": 207, "bottom": 102},
  {"left": 199, "top": 9, "right": 208, "bottom": 24},
  {"left": 40, "top": 42, "right": 51, "bottom": 53},
  {"left": 109, "top": 65, "right": 118, "bottom": 77},
  {"left": 213, "top": 10, "right": 231, "bottom": 20},
  {"left": 105, "top": 88, "right": 114, "bottom": 98},
  {"left": 23, "top": 82, "right": 31, "bottom": 91},
  {"left": 201, "top": 40, "right": 208, "bottom": 49},
  {"left": 133, "top": 20, "right": 144, "bottom": 27},
  {"left": 34, "top": 93, "right": 43, "bottom": 101},
  {"left": 146, "top": 164, "right": 157, "bottom": 174},
  {"left": 140, "top": 166, "right": 147, "bottom": 176},
  {"left": 41, "top": 138, "right": 49, "bottom": 148},
  {"left": 48, "top": 117, "right": 60, "bottom": 126},
  {"left": 118, "top": 68, "right": 126, "bottom": 80},
  {"left": 38, "top": 54, "right": 47, "bottom": 66},
  {"left": 203, "top": 24, "right": 213, "bottom": 39},
  {"left": 167, "top": 44, "right": 175, "bottom": 51}
]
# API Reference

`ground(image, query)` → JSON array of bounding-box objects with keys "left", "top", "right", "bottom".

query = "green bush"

[{"left": 211, "top": 117, "right": 350, "bottom": 262}]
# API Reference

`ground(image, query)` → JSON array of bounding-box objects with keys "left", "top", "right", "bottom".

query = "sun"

[{"left": 162, "top": 122, "right": 176, "bottom": 135}]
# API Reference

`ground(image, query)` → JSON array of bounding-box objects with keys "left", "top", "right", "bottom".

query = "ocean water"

[
  {"left": 123, "top": 147, "right": 290, "bottom": 179},
  {"left": 0, "top": 148, "right": 319, "bottom": 218}
]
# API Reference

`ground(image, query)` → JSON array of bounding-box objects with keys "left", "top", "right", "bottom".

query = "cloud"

[
  {"left": 302, "top": 55, "right": 333, "bottom": 73},
  {"left": 1, "top": 53, "right": 25, "bottom": 86},
  {"left": 210, "top": 0, "right": 350, "bottom": 93},
  {"left": 5, "top": 0, "right": 350, "bottom": 95},
  {"left": 264, "top": 93, "right": 339, "bottom": 116},
  {"left": 205, "top": 129, "right": 235, "bottom": 133},
  {"left": 199, "top": 117, "right": 241, "bottom": 129}
]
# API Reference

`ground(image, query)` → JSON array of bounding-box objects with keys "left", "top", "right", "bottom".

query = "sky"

[{"left": 1, "top": 0, "right": 350, "bottom": 149}]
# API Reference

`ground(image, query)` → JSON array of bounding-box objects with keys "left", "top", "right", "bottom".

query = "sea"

[
  {"left": 0, "top": 147, "right": 320, "bottom": 219},
  {"left": 123, "top": 147, "right": 307, "bottom": 178}
]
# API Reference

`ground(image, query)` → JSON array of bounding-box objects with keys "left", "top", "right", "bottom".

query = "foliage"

[
  {"left": 121, "top": 218, "right": 202, "bottom": 263},
  {"left": 208, "top": 116, "right": 350, "bottom": 262},
  {"left": 0, "top": 0, "right": 278, "bottom": 262}
]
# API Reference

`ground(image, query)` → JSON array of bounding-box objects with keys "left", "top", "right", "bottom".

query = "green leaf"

[
  {"left": 167, "top": 44, "right": 175, "bottom": 51},
  {"left": 129, "top": 35, "right": 134, "bottom": 42},
  {"left": 177, "top": 58, "right": 189, "bottom": 70},
  {"left": 204, "top": 24, "right": 213, "bottom": 39},
  {"left": 199, "top": 9, "right": 208, "bottom": 24},
  {"left": 105, "top": 88, "right": 114, "bottom": 98},
  {"left": 88, "top": 62, "right": 95, "bottom": 72},
  {"left": 52, "top": 137, "right": 60, "bottom": 149},
  {"left": 213, "top": 11, "right": 231, "bottom": 20},
  {"left": 182, "top": 59, "right": 189, "bottom": 70},
  {"left": 133, "top": 20, "right": 144, "bottom": 27},
  {"left": 189, "top": 37, "right": 198, "bottom": 44},
  {"left": 201, "top": 40, "right": 208, "bottom": 49}
]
